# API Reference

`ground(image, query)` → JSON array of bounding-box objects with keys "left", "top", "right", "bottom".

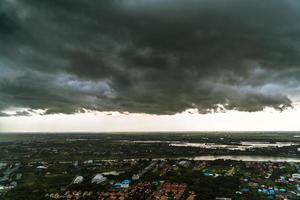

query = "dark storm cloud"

[{"left": 1, "top": 0, "right": 300, "bottom": 115}]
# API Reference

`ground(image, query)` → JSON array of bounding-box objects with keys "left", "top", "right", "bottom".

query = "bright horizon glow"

[{"left": 1, "top": 105, "right": 300, "bottom": 133}]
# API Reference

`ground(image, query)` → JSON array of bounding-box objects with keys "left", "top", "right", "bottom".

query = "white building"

[
  {"left": 102, "top": 171, "right": 123, "bottom": 176},
  {"left": 84, "top": 160, "right": 93, "bottom": 164},
  {"left": 91, "top": 174, "right": 107, "bottom": 184},
  {"left": 179, "top": 160, "right": 190, "bottom": 168},
  {"left": 36, "top": 166, "right": 47, "bottom": 169},
  {"left": 73, "top": 176, "right": 84, "bottom": 184},
  {"left": 132, "top": 174, "right": 140, "bottom": 181},
  {"left": 292, "top": 173, "right": 300, "bottom": 179}
]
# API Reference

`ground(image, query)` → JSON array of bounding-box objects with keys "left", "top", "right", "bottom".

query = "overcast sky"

[{"left": 1, "top": 0, "right": 300, "bottom": 132}]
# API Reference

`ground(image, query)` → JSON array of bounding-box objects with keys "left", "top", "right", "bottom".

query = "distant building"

[
  {"left": 203, "top": 172, "right": 213, "bottom": 177},
  {"left": 102, "top": 171, "right": 123, "bottom": 176},
  {"left": 91, "top": 174, "right": 106, "bottom": 184},
  {"left": 121, "top": 179, "right": 130, "bottom": 188},
  {"left": 132, "top": 174, "right": 140, "bottom": 181},
  {"left": 16, "top": 174, "right": 22, "bottom": 180},
  {"left": 0, "top": 163, "right": 7, "bottom": 169},
  {"left": 84, "top": 160, "right": 93, "bottom": 164},
  {"left": 292, "top": 173, "right": 300, "bottom": 179},
  {"left": 113, "top": 180, "right": 131, "bottom": 189},
  {"left": 179, "top": 160, "right": 190, "bottom": 168},
  {"left": 74, "top": 161, "right": 78, "bottom": 168},
  {"left": 36, "top": 166, "right": 47, "bottom": 169},
  {"left": 73, "top": 176, "right": 83, "bottom": 184}
]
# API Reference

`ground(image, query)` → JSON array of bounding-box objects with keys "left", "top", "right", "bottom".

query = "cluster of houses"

[
  {"left": 46, "top": 159, "right": 192, "bottom": 199},
  {"left": 151, "top": 182, "right": 187, "bottom": 200},
  {"left": 46, "top": 191, "right": 94, "bottom": 199},
  {"left": 25, "top": 158, "right": 300, "bottom": 200},
  {"left": 0, "top": 162, "right": 22, "bottom": 196},
  {"left": 98, "top": 181, "right": 153, "bottom": 199},
  {"left": 254, "top": 172, "right": 300, "bottom": 199},
  {"left": 72, "top": 174, "right": 107, "bottom": 185},
  {"left": 236, "top": 162, "right": 300, "bottom": 199},
  {"left": 47, "top": 181, "right": 189, "bottom": 200}
]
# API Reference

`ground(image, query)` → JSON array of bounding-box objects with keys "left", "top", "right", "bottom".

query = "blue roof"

[
  {"left": 262, "top": 189, "right": 268, "bottom": 193},
  {"left": 241, "top": 188, "right": 249, "bottom": 193},
  {"left": 203, "top": 172, "right": 213, "bottom": 176},
  {"left": 268, "top": 190, "right": 275, "bottom": 195},
  {"left": 122, "top": 179, "right": 131, "bottom": 184},
  {"left": 279, "top": 188, "right": 286, "bottom": 192}
]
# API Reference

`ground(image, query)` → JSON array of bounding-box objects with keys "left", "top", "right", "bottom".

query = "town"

[{"left": 0, "top": 132, "right": 299, "bottom": 200}]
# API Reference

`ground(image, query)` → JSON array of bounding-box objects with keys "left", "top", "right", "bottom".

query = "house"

[
  {"left": 121, "top": 180, "right": 130, "bottom": 188},
  {"left": 178, "top": 160, "right": 190, "bottom": 168},
  {"left": 113, "top": 180, "right": 131, "bottom": 189},
  {"left": 73, "top": 176, "right": 83, "bottom": 184},
  {"left": 36, "top": 166, "right": 47, "bottom": 169},
  {"left": 102, "top": 171, "right": 123, "bottom": 176},
  {"left": 292, "top": 173, "right": 300, "bottom": 179},
  {"left": 203, "top": 172, "right": 213, "bottom": 177},
  {"left": 132, "top": 174, "right": 140, "bottom": 181},
  {"left": 241, "top": 188, "right": 249, "bottom": 193},
  {"left": 84, "top": 160, "right": 93, "bottom": 164},
  {"left": 91, "top": 174, "right": 106, "bottom": 184}
]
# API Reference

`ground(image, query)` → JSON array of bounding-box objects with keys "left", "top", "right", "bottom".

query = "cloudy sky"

[{"left": 1, "top": 0, "right": 300, "bottom": 132}]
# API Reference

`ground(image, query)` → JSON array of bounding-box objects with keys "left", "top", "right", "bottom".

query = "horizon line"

[{"left": 1, "top": 131, "right": 300, "bottom": 134}]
